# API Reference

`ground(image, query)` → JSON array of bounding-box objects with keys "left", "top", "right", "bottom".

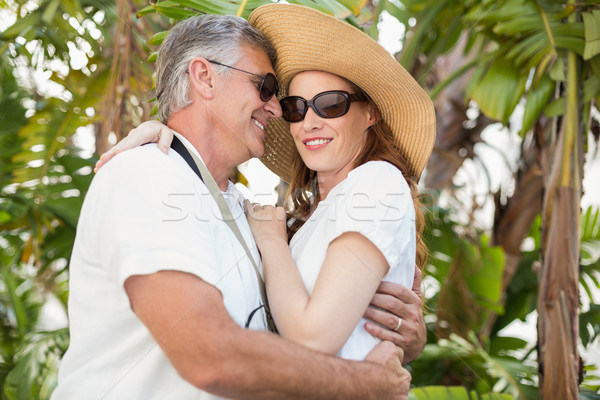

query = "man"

[{"left": 53, "top": 14, "right": 424, "bottom": 399}]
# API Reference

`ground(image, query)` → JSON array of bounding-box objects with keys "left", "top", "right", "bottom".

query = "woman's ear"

[
  {"left": 367, "top": 102, "right": 381, "bottom": 129},
  {"left": 187, "top": 58, "right": 216, "bottom": 100}
]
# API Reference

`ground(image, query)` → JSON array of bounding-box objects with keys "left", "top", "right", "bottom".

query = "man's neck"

[{"left": 168, "top": 115, "right": 233, "bottom": 191}]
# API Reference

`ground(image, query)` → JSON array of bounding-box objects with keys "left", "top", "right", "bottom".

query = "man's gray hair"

[{"left": 155, "top": 14, "right": 277, "bottom": 123}]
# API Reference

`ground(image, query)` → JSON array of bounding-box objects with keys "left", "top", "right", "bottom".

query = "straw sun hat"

[{"left": 248, "top": 3, "right": 436, "bottom": 183}]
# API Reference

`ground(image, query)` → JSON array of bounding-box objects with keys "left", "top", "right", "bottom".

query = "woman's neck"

[{"left": 315, "top": 170, "right": 348, "bottom": 201}]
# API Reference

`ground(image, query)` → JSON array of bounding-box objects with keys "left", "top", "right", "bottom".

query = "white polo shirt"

[{"left": 52, "top": 134, "right": 266, "bottom": 399}]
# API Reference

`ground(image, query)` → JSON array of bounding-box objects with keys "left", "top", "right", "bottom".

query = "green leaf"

[
  {"left": 490, "top": 336, "right": 529, "bottom": 355},
  {"left": 335, "top": 0, "right": 367, "bottom": 17},
  {"left": 470, "top": 59, "right": 528, "bottom": 123},
  {"left": 137, "top": 4, "right": 158, "bottom": 17},
  {"left": 583, "top": 75, "right": 600, "bottom": 102},
  {"left": 4, "top": 329, "right": 69, "bottom": 400},
  {"left": 0, "top": 13, "right": 40, "bottom": 39},
  {"left": 149, "top": 31, "right": 169, "bottom": 46},
  {"left": 520, "top": 74, "right": 555, "bottom": 136},
  {"left": 409, "top": 386, "right": 471, "bottom": 399},
  {"left": 590, "top": 54, "right": 600, "bottom": 77},
  {"left": 172, "top": 0, "right": 238, "bottom": 15},
  {"left": 583, "top": 10, "right": 600, "bottom": 60},
  {"left": 544, "top": 96, "right": 564, "bottom": 117},
  {"left": 41, "top": 0, "right": 61, "bottom": 25},
  {"left": 151, "top": 2, "right": 200, "bottom": 20},
  {"left": 285, "top": 0, "right": 335, "bottom": 17},
  {"left": 464, "top": 235, "right": 505, "bottom": 312},
  {"left": 580, "top": 304, "right": 600, "bottom": 347},
  {"left": 506, "top": 31, "right": 551, "bottom": 68},
  {"left": 147, "top": 51, "right": 158, "bottom": 63},
  {"left": 549, "top": 55, "right": 565, "bottom": 81},
  {"left": 399, "top": 1, "right": 446, "bottom": 70}
]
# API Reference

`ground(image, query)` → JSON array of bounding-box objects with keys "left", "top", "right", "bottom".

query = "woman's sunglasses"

[
  {"left": 206, "top": 60, "right": 279, "bottom": 102},
  {"left": 280, "top": 90, "right": 368, "bottom": 123}
]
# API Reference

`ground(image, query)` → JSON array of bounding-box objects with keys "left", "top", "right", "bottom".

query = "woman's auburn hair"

[{"left": 285, "top": 83, "right": 428, "bottom": 279}]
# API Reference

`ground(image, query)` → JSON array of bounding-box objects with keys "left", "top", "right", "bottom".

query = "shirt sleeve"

[
  {"left": 326, "top": 162, "right": 416, "bottom": 272},
  {"left": 87, "top": 146, "right": 221, "bottom": 292}
]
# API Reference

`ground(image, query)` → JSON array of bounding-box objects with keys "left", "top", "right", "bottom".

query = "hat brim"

[{"left": 249, "top": 4, "right": 436, "bottom": 183}]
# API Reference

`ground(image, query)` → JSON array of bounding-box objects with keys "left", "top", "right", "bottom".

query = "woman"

[{"left": 96, "top": 4, "right": 435, "bottom": 361}]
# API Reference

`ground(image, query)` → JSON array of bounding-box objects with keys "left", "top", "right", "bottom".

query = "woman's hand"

[
  {"left": 94, "top": 120, "right": 174, "bottom": 172},
  {"left": 243, "top": 200, "right": 288, "bottom": 250}
]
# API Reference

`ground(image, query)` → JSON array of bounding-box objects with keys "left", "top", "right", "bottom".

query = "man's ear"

[{"left": 187, "top": 58, "right": 216, "bottom": 100}]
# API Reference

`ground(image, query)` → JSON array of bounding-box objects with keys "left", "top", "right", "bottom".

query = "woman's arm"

[
  {"left": 364, "top": 269, "right": 426, "bottom": 364},
  {"left": 245, "top": 202, "right": 389, "bottom": 355},
  {"left": 94, "top": 120, "right": 174, "bottom": 172}
]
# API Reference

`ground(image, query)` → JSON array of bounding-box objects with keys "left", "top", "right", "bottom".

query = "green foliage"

[
  {"left": 519, "top": 75, "right": 555, "bottom": 137},
  {"left": 4, "top": 329, "right": 68, "bottom": 400},
  {"left": 0, "top": 57, "right": 27, "bottom": 184},
  {"left": 409, "top": 385, "right": 514, "bottom": 399},
  {"left": 410, "top": 333, "right": 537, "bottom": 399},
  {"left": 583, "top": 9, "right": 600, "bottom": 60},
  {"left": 581, "top": 304, "right": 600, "bottom": 348},
  {"left": 469, "top": 59, "right": 528, "bottom": 124},
  {"left": 491, "top": 215, "right": 541, "bottom": 335},
  {"left": 425, "top": 206, "right": 505, "bottom": 334},
  {"left": 418, "top": 205, "right": 538, "bottom": 398},
  {"left": 0, "top": 1, "right": 115, "bottom": 397},
  {"left": 137, "top": 0, "right": 368, "bottom": 21},
  {"left": 402, "top": 0, "right": 600, "bottom": 140},
  {"left": 139, "top": 0, "right": 370, "bottom": 48},
  {"left": 580, "top": 207, "right": 600, "bottom": 347},
  {"left": 421, "top": 202, "right": 600, "bottom": 397}
]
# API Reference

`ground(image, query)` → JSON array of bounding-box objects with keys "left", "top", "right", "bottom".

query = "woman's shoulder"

[
  {"left": 350, "top": 160, "right": 403, "bottom": 177},
  {"left": 347, "top": 161, "right": 409, "bottom": 192}
]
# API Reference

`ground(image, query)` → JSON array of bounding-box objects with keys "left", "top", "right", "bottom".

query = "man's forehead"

[{"left": 238, "top": 43, "right": 276, "bottom": 73}]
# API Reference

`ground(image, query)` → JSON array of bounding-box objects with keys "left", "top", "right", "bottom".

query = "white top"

[
  {"left": 289, "top": 161, "right": 416, "bottom": 360},
  {"left": 52, "top": 134, "right": 266, "bottom": 400}
]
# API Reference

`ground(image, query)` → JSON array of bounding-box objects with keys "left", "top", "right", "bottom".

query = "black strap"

[{"left": 170, "top": 135, "right": 204, "bottom": 183}]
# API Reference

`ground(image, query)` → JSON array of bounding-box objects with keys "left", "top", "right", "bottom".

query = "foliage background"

[{"left": 0, "top": 0, "right": 599, "bottom": 399}]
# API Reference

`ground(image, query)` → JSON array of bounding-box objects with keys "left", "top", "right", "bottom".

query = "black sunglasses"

[
  {"left": 280, "top": 90, "right": 368, "bottom": 123},
  {"left": 206, "top": 59, "right": 279, "bottom": 102}
]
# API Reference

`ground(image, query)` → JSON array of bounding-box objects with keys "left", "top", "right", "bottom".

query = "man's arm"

[
  {"left": 364, "top": 267, "right": 426, "bottom": 364},
  {"left": 125, "top": 270, "right": 411, "bottom": 400}
]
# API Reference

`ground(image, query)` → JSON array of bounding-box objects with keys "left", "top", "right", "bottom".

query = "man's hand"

[
  {"left": 363, "top": 268, "right": 426, "bottom": 364},
  {"left": 365, "top": 341, "right": 411, "bottom": 399}
]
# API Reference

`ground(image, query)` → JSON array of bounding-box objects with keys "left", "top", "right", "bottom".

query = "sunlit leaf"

[
  {"left": 470, "top": 59, "right": 528, "bottom": 123},
  {"left": 409, "top": 386, "right": 471, "bottom": 399},
  {"left": 149, "top": 31, "right": 169, "bottom": 46}
]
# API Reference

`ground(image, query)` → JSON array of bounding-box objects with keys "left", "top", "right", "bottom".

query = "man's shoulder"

[
  {"left": 97, "top": 144, "right": 189, "bottom": 181},
  {"left": 87, "top": 144, "right": 206, "bottom": 203},
  {"left": 107, "top": 144, "right": 170, "bottom": 168}
]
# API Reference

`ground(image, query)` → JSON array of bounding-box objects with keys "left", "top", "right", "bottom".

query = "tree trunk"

[
  {"left": 537, "top": 9, "right": 583, "bottom": 396},
  {"left": 94, "top": 0, "right": 154, "bottom": 155}
]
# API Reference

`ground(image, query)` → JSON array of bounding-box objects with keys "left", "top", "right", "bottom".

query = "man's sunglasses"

[
  {"left": 206, "top": 59, "right": 279, "bottom": 102},
  {"left": 280, "top": 90, "right": 368, "bottom": 123}
]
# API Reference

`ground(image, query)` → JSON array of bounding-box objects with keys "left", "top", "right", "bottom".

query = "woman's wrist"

[{"left": 256, "top": 236, "right": 288, "bottom": 254}]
